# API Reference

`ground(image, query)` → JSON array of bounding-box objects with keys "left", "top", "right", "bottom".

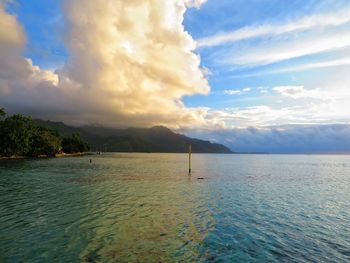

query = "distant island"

[{"left": 0, "top": 108, "right": 232, "bottom": 158}]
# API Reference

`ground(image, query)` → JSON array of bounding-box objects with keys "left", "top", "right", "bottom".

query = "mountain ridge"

[{"left": 34, "top": 120, "right": 233, "bottom": 153}]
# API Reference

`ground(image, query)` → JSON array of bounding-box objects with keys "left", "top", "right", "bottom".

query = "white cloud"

[
  {"left": 199, "top": 7, "right": 350, "bottom": 68},
  {"left": 0, "top": 0, "right": 217, "bottom": 129},
  {"left": 269, "top": 57, "right": 350, "bottom": 74},
  {"left": 0, "top": 1, "right": 25, "bottom": 48},
  {"left": 272, "top": 85, "right": 340, "bottom": 101},
  {"left": 273, "top": 86, "right": 305, "bottom": 96},
  {"left": 217, "top": 106, "right": 302, "bottom": 127},
  {"left": 223, "top": 89, "right": 241, "bottom": 95},
  {"left": 256, "top": 86, "right": 268, "bottom": 94},
  {"left": 229, "top": 57, "right": 350, "bottom": 78},
  {"left": 223, "top": 87, "right": 251, "bottom": 95},
  {"left": 223, "top": 30, "right": 350, "bottom": 66},
  {"left": 197, "top": 9, "right": 350, "bottom": 48},
  {"left": 185, "top": 0, "right": 207, "bottom": 8},
  {"left": 202, "top": 73, "right": 350, "bottom": 128}
]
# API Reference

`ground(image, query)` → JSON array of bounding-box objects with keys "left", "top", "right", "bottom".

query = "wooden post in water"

[{"left": 188, "top": 143, "right": 192, "bottom": 175}]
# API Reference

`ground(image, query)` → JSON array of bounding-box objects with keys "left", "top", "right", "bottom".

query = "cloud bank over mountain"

[{"left": 187, "top": 124, "right": 350, "bottom": 153}]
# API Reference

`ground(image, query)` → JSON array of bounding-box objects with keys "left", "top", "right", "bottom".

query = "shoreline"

[
  {"left": 55, "top": 152, "right": 87, "bottom": 158},
  {"left": 0, "top": 152, "right": 87, "bottom": 161}
]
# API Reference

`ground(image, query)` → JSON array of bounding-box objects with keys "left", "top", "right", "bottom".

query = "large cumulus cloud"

[{"left": 0, "top": 0, "right": 215, "bottom": 128}]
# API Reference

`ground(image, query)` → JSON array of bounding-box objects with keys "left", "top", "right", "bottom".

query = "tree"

[
  {"left": 0, "top": 108, "right": 5, "bottom": 117},
  {"left": 0, "top": 115, "right": 36, "bottom": 156},
  {"left": 29, "top": 127, "right": 61, "bottom": 157},
  {"left": 62, "top": 133, "right": 90, "bottom": 153},
  {"left": 0, "top": 110, "right": 90, "bottom": 157}
]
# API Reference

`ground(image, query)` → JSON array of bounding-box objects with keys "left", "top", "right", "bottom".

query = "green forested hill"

[{"left": 34, "top": 120, "right": 232, "bottom": 153}]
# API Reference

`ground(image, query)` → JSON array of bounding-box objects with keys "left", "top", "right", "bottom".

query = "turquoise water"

[{"left": 1, "top": 154, "right": 350, "bottom": 262}]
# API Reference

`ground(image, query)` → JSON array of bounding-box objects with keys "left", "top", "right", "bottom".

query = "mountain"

[{"left": 34, "top": 120, "right": 232, "bottom": 153}]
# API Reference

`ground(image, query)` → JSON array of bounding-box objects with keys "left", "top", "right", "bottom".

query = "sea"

[{"left": 1, "top": 153, "right": 350, "bottom": 262}]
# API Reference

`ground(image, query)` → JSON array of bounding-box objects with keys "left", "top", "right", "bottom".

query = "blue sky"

[
  {"left": 2, "top": 0, "right": 350, "bottom": 153},
  {"left": 7, "top": 0, "right": 65, "bottom": 69},
  {"left": 183, "top": 0, "right": 350, "bottom": 111}
]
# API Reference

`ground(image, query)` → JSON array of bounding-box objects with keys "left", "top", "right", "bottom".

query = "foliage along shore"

[
  {"left": 0, "top": 152, "right": 87, "bottom": 160},
  {"left": 0, "top": 108, "right": 90, "bottom": 158}
]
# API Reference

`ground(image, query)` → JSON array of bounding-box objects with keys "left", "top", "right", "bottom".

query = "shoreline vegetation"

[
  {"left": 0, "top": 108, "right": 90, "bottom": 159},
  {"left": 0, "top": 152, "right": 88, "bottom": 160}
]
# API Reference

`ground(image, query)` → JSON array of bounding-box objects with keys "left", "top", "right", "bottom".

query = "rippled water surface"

[{"left": 1, "top": 154, "right": 350, "bottom": 262}]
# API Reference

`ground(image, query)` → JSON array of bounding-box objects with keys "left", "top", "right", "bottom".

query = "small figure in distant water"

[{"left": 90, "top": 159, "right": 92, "bottom": 163}]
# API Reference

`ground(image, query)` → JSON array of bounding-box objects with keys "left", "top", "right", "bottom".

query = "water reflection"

[{"left": 1, "top": 154, "right": 350, "bottom": 262}]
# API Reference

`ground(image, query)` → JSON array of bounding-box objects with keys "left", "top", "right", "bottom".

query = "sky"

[{"left": 1, "top": 0, "right": 350, "bottom": 153}]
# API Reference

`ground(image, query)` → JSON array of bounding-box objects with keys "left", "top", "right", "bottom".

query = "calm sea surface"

[{"left": 1, "top": 154, "right": 350, "bottom": 262}]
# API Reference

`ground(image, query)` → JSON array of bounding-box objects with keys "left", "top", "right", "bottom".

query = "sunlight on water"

[{"left": 1, "top": 154, "right": 350, "bottom": 262}]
